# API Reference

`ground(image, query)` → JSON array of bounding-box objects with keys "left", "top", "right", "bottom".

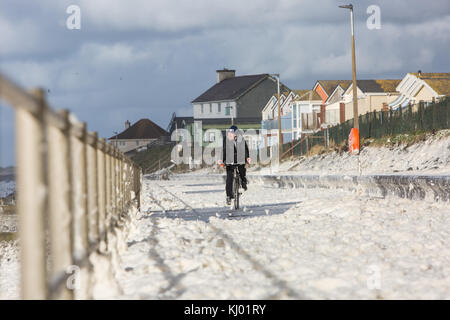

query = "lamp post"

[
  {"left": 113, "top": 131, "right": 118, "bottom": 148},
  {"left": 339, "top": 4, "right": 359, "bottom": 130},
  {"left": 230, "top": 105, "right": 234, "bottom": 125},
  {"left": 270, "top": 74, "right": 282, "bottom": 159}
]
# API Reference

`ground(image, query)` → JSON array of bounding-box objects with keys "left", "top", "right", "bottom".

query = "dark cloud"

[{"left": 1, "top": 0, "right": 449, "bottom": 166}]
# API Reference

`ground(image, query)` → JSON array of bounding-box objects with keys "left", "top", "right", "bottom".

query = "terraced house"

[
  {"left": 267, "top": 79, "right": 403, "bottom": 144},
  {"left": 191, "top": 68, "right": 289, "bottom": 149},
  {"left": 388, "top": 72, "right": 450, "bottom": 109},
  {"left": 336, "top": 79, "right": 401, "bottom": 122},
  {"left": 261, "top": 90, "right": 310, "bottom": 146}
]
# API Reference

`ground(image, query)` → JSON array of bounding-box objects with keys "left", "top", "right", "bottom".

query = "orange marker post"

[{"left": 349, "top": 128, "right": 360, "bottom": 155}]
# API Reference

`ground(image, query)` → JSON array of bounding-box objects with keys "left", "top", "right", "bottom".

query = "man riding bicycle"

[{"left": 218, "top": 125, "right": 251, "bottom": 205}]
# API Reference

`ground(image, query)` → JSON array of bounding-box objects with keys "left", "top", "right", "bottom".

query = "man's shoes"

[
  {"left": 242, "top": 177, "right": 248, "bottom": 191},
  {"left": 226, "top": 197, "right": 232, "bottom": 205}
]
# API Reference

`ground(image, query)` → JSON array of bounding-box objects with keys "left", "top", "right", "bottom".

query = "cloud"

[{"left": 0, "top": 0, "right": 449, "bottom": 166}]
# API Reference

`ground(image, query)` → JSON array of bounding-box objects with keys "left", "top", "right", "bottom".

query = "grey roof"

[
  {"left": 167, "top": 114, "right": 194, "bottom": 133},
  {"left": 109, "top": 119, "right": 168, "bottom": 140},
  {"left": 192, "top": 74, "right": 269, "bottom": 103}
]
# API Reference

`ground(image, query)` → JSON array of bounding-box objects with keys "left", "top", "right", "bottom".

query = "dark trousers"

[{"left": 226, "top": 165, "right": 246, "bottom": 198}]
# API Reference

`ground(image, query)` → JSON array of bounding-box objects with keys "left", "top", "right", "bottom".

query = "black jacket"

[{"left": 222, "top": 135, "right": 249, "bottom": 165}]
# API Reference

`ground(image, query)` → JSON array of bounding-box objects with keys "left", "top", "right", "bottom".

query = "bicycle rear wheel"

[{"left": 233, "top": 170, "right": 239, "bottom": 210}]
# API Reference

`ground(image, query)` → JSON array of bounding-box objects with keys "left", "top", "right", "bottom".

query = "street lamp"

[
  {"left": 339, "top": 4, "right": 359, "bottom": 130},
  {"left": 230, "top": 105, "right": 234, "bottom": 125},
  {"left": 113, "top": 131, "right": 118, "bottom": 149},
  {"left": 270, "top": 74, "right": 282, "bottom": 159}
]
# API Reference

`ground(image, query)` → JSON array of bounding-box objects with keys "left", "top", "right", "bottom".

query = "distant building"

[
  {"left": 191, "top": 69, "right": 289, "bottom": 130},
  {"left": 109, "top": 119, "right": 169, "bottom": 153},
  {"left": 261, "top": 90, "right": 309, "bottom": 146},
  {"left": 313, "top": 80, "right": 352, "bottom": 104},
  {"left": 190, "top": 68, "right": 289, "bottom": 149},
  {"left": 312, "top": 80, "right": 352, "bottom": 127},
  {"left": 338, "top": 79, "right": 401, "bottom": 121},
  {"left": 292, "top": 90, "right": 323, "bottom": 137},
  {"left": 166, "top": 112, "right": 194, "bottom": 136},
  {"left": 389, "top": 72, "right": 450, "bottom": 109}
]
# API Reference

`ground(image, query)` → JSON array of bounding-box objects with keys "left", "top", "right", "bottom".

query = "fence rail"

[{"left": 0, "top": 73, "right": 142, "bottom": 300}]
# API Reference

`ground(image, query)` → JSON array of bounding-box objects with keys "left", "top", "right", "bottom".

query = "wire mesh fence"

[{"left": 282, "top": 98, "right": 449, "bottom": 158}]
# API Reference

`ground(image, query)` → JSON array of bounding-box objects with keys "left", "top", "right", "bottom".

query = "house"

[
  {"left": 389, "top": 72, "right": 450, "bottom": 109},
  {"left": 191, "top": 68, "right": 289, "bottom": 148},
  {"left": 313, "top": 80, "right": 352, "bottom": 104},
  {"left": 191, "top": 69, "right": 289, "bottom": 130},
  {"left": 262, "top": 90, "right": 308, "bottom": 121},
  {"left": 311, "top": 80, "right": 352, "bottom": 127},
  {"left": 261, "top": 90, "right": 310, "bottom": 146},
  {"left": 109, "top": 119, "right": 169, "bottom": 153},
  {"left": 338, "top": 79, "right": 401, "bottom": 121},
  {"left": 166, "top": 112, "right": 194, "bottom": 136},
  {"left": 291, "top": 90, "right": 323, "bottom": 139}
]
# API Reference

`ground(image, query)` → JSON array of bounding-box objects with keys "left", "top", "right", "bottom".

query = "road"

[{"left": 110, "top": 173, "right": 450, "bottom": 299}]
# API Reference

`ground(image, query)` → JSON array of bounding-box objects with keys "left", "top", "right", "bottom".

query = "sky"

[{"left": 1, "top": 0, "right": 449, "bottom": 166}]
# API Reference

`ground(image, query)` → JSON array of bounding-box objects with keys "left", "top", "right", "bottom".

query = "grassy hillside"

[{"left": 130, "top": 144, "right": 174, "bottom": 174}]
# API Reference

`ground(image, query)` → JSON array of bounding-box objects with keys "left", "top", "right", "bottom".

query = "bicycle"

[
  {"left": 219, "top": 163, "right": 243, "bottom": 210},
  {"left": 230, "top": 164, "right": 241, "bottom": 210}
]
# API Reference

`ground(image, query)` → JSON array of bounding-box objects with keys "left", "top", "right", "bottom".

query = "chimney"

[
  {"left": 417, "top": 70, "right": 422, "bottom": 77},
  {"left": 216, "top": 68, "right": 235, "bottom": 83},
  {"left": 125, "top": 120, "right": 131, "bottom": 129}
]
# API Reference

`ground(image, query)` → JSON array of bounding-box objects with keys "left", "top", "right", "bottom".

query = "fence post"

[
  {"left": 114, "top": 149, "right": 119, "bottom": 217},
  {"left": 16, "top": 88, "right": 48, "bottom": 299},
  {"left": 97, "top": 138, "right": 107, "bottom": 247},
  {"left": 418, "top": 101, "right": 424, "bottom": 130},
  {"left": 119, "top": 154, "right": 124, "bottom": 214},
  {"left": 70, "top": 121, "right": 90, "bottom": 299},
  {"left": 47, "top": 109, "right": 74, "bottom": 300},
  {"left": 137, "top": 166, "right": 142, "bottom": 210},
  {"left": 87, "top": 132, "right": 99, "bottom": 245},
  {"left": 326, "top": 127, "right": 329, "bottom": 150},
  {"left": 104, "top": 142, "right": 112, "bottom": 244},
  {"left": 110, "top": 148, "right": 116, "bottom": 222},
  {"left": 123, "top": 160, "right": 128, "bottom": 206},
  {"left": 305, "top": 135, "right": 309, "bottom": 156}
]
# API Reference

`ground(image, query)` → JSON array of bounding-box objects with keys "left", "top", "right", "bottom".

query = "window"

[
  {"left": 200, "top": 104, "right": 204, "bottom": 113},
  {"left": 218, "top": 103, "right": 222, "bottom": 113},
  {"left": 225, "top": 106, "right": 231, "bottom": 115},
  {"left": 209, "top": 104, "right": 212, "bottom": 113}
]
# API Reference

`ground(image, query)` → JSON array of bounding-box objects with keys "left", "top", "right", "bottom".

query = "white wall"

[
  {"left": 109, "top": 139, "right": 155, "bottom": 153},
  {"left": 193, "top": 101, "right": 237, "bottom": 119},
  {"left": 290, "top": 101, "right": 321, "bottom": 137}
]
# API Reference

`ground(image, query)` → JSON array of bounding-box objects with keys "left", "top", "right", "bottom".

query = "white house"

[
  {"left": 290, "top": 90, "right": 323, "bottom": 140},
  {"left": 340, "top": 80, "right": 401, "bottom": 120},
  {"left": 261, "top": 90, "right": 308, "bottom": 146},
  {"left": 389, "top": 72, "right": 450, "bottom": 109}
]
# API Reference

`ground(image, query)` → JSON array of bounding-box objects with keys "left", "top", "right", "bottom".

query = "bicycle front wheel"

[{"left": 233, "top": 174, "right": 239, "bottom": 210}]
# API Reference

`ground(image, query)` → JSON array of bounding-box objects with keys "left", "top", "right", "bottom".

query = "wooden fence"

[{"left": 0, "top": 74, "right": 142, "bottom": 299}]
